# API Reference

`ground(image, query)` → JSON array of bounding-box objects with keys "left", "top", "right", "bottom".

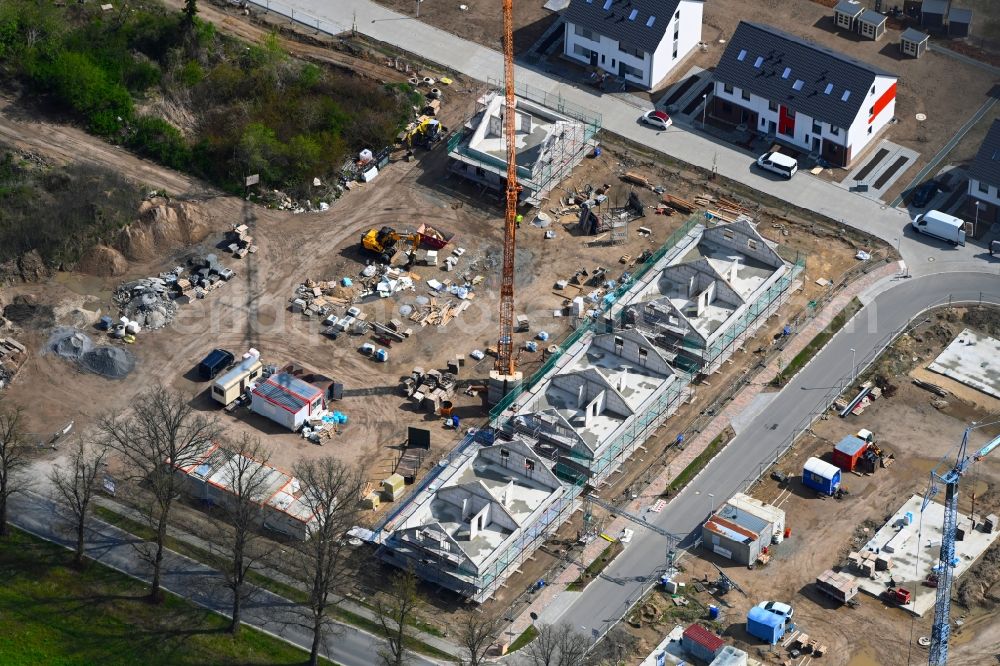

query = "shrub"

[
  {"left": 33, "top": 50, "right": 134, "bottom": 134},
  {"left": 127, "top": 116, "right": 191, "bottom": 170},
  {"left": 178, "top": 60, "right": 203, "bottom": 86}
]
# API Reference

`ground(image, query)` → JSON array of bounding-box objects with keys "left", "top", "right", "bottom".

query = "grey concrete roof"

[
  {"left": 969, "top": 119, "right": 1000, "bottom": 187},
  {"left": 899, "top": 27, "right": 929, "bottom": 43},
  {"left": 713, "top": 22, "right": 895, "bottom": 129},
  {"left": 834, "top": 0, "right": 863, "bottom": 17},
  {"left": 563, "top": 0, "right": 683, "bottom": 53},
  {"left": 859, "top": 9, "right": 886, "bottom": 26},
  {"left": 921, "top": 0, "right": 948, "bottom": 15},
  {"left": 948, "top": 7, "right": 973, "bottom": 23}
]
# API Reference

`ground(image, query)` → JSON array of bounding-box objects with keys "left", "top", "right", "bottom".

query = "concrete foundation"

[{"left": 488, "top": 370, "right": 524, "bottom": 406}]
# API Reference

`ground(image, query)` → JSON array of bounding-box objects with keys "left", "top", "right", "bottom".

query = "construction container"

[
  {"left": 681, "top": 624, "right": 724, "bottom": 662},
  {"left": 724, "top": 493, "right": 786, "bottom": 544},
  {"left": 832, "top": 435, "right": 868, "bottom": 471},
  {"left": 382, "top": 473, "right": 406, "bottom": 501},
  {"left": 802, "top": 457, "right": 842, "bottom": 495},
  {"left": 710, "top": 646, "right": 748, "bottom": 666},
  {"left": 746, "top": 606, "right": 785, "bottom": 644}
]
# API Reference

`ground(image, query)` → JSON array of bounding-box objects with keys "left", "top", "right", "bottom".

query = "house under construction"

[
  {"left": 447, "top": 82, "right": 600, "bottom": 206},
  {"left": 376, "top": 218, "right": 803, "bottom": 602}
]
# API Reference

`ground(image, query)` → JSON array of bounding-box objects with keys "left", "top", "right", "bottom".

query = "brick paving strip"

[{"left": 502, "top": 262, "right": 901, "bottom": 643}]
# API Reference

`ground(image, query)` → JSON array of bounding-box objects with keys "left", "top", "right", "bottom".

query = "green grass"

[
  {"left": 92, "top": 505, "right": 454, "bottom": 661},
  {"left": 0, "top": 527, "right": 329, "bottom": 665},
  {"left": 777, "top": 297, "right": 864, "bottom": 383},
  {"left": 665, "top": 427, "right": 734, "bottom": 495},
  {"left": 567, "top": 540, "right": 624, "bottom": 592},
  {"left": 507, "top": 625, "right": 539, "bottom": 652}
]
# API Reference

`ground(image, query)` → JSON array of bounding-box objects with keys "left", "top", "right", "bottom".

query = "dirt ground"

[
  {"left": 371, "top": 0, "right": 559, "bottom": 53},
  {"left": 616, "top": 308, "right": 1000, "bottom": 666},
  {"left": 0, "top": 4, "right": 905, "bottom": 640}
]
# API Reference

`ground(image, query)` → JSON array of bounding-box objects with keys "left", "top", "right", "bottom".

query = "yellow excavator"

[{"left": 360, "top": 226, "right": 420, "bottom": 264}]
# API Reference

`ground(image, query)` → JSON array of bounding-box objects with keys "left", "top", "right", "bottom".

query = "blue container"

[
  {"left": 708, "top": 604, "right": 720, "bottom": 620},
  {"left": 747, "top": 607, "right": 785, "bottom": 644},
  {"left": 802, "top": 456, "right": 842, "bottom": 496}
]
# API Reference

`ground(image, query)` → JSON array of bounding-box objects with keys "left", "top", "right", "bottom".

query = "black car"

[{"left": 911, "top": 180, "right": 940, "bottom": 208}]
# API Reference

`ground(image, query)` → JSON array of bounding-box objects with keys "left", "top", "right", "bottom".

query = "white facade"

[
  {"left": 563, "top": 0, "right": 703, "bottom": 88},
  {"left": 712, "top": 74, "right": 896, "bottom": 164},
  {"left": 969, "top": 177, "right": 1000, "bottom": 207}
]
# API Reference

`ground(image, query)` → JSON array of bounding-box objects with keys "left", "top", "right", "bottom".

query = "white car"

[
  {"left": 757, "top": 600, "right": 794, "bottom": 620},
  {"left": 641, "top": 110, "right": 672, "bottom": 130},
  {"left": 619, "top": 528, "right": 634, "bottom": 544}
]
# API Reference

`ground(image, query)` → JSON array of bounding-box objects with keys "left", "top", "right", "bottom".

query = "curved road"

[{"left": 543, "top": 272, "right": 1000, "bottom": 641}]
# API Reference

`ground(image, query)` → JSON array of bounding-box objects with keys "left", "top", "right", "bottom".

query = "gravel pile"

[
  {"left": 47, "top": 327, "right": 135, "bottom": 379},
  {"left": 80, "top": 346, "right": 135, "bottom": 379}
]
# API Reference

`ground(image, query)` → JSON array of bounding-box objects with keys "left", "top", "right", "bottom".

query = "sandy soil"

[{"left": 615, "top": 310, "right": 1000, "bottom": 666}]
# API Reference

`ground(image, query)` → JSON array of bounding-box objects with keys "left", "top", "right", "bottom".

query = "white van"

[
  {"left": 756, "top": 151, "right": 798, "bottom": 179},
  {"left": 913, "top": 210, "right": 966, "bottom": 246}
]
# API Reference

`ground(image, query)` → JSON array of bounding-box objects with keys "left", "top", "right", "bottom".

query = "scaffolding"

[{"left": 447, "top": 78, "right": 602, "bottom": 205}]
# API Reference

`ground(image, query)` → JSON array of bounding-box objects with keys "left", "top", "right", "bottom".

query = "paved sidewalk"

[{"left": 502, "top": 262, "right": 899, "bottom": 642}]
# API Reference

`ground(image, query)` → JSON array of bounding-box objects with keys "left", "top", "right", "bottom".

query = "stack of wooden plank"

[{"left": 660, "top": 193, "right": 696, "bottom": 213}]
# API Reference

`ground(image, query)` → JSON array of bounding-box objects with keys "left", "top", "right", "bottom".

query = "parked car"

[
  {"left": 911, "top": 180, "right": 940, "bottom": 208},
  {"left": 756, "top": 151, "right": 798, "bottom": 179},
  {"left": 756, "top": 600, "right": 794, "bottom": 621},
  {"left": 641, "top": 110, "right": 672, "bottom": 130}
]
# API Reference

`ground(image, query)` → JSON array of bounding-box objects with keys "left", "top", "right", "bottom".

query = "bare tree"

[
  {"left": 49, "top": 437, "right": 108, "bottom": 568},
  {"left": 293, "top": 457, "right": 364, "bottom": 666},
  {"left": 524, "top": 623, "right": 591, "bottom": 666},
  {"left": 0, "top": 406, "right": 29, "bottom": 538},
  {"left": 376, "top": 567, "right": 421, "bottom": 666},
  {"left": 458, "top": 608, "right": 504, "bottom": 666},
  {"left": 213, "top": 433, "right": 273, "bottom": 635},
  {"left": 585, "top": 625, "right": 638, "bottom": 666},
  {"left": 98, "top": 386, "right": 219, "bottom": 602}
]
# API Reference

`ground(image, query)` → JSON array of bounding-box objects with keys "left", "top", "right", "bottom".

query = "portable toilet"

[
  {"left": 802, "top": 457, "right": 842, "bottom": 495},
  {"left": 746, "top": 606, "right": 785, "bottom": 644},
  {"left": 832, "top": 436, "right": 868, "bottom": 472}
]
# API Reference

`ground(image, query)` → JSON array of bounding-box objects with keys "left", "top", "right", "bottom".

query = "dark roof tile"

[
  {"left": 712, "top": 22, "right": 895, "bottom": 129},
  {"left": 563, "top": 0, "right": 684, "bottom": 54},
  {"left": 969, "top": 119, "right": 1000, "bottom": 187}
]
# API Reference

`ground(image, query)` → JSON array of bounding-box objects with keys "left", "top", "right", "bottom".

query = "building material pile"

[
  {"left": 0, "top": 336, "right": 26, "bottom": 391},
  {"left": 401, "top": 367, "right": 459, "bottom": 414},
  {"left": 225, "top": 224, "right": 257, "bottom": 258},
  {"left": 291, "top": 278, "right": 360, "bottom": 319}
]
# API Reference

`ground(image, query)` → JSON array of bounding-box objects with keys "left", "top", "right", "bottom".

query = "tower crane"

[
  {"left": 493, "top": 0, "right": 519, "bottom": 384},
  {"left": 921, "top": 424, "right": 1000, "bottom": 665}
]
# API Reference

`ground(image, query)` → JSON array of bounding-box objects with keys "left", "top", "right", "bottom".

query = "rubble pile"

[
  {"left": 401, "top": 367, "right": 460, "bottom": 414},
  {"left": 114, "top": 253, "right": 236, "bottom": 329},
  {"left": 0, "top": 337, "right": 26, "bottom": 391}
]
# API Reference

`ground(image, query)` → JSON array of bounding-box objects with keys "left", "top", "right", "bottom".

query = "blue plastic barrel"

[{"left": 708, "top": 605, "right": 719, "bottom": 620}]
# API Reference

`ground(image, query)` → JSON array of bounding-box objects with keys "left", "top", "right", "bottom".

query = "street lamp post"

[
  {"left": 708, "top": 493, "right": 715, "bottom": 516},
  {"left": 415, "top": 0, "right": 421, "bottom": 18},
  {"left": 702, "top": 94, "right": 708, "bottom": 128},
  {"left": 850, "top": 348, "right": 856, "bottom": 382},
  {"left": 974, "top": 200, "right": 984, "bottom": 239}
]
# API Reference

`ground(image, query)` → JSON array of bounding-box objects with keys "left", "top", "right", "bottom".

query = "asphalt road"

[
  {"left": 9, "top": 490, "right": 442, "bottom": 666},
  {"left": 541, "top": 272, "right": 1000, "bottom": 641}
]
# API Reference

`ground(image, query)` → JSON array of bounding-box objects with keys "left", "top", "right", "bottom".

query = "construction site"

[
  {"left": 607, "top": 306, "right": 1000, "bottom": 666},
  {"left": 11, "top": 1, "right": 997, "bottom": 664}
]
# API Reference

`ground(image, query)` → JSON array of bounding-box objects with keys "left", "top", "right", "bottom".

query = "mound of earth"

[
  {"left": 116, "top": 199, "right": 213, "bottom": 262},
  {"left": 3, "top": 294, "right": 55, "bottom": 329},
  {"left": 78, "top": 244, "right": 128, "bottom": 277}
]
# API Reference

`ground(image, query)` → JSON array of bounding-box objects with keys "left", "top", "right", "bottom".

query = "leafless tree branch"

[
  {"left": 49, "top": 437, "right": 107, "bottom": 567},
  {"left": 0, "top": 405, "right": 30, "bottom": 538}
]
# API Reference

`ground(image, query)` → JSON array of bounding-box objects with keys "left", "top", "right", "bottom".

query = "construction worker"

[{"left": 515, "top": 213, "right": 523, "bottom": 229}]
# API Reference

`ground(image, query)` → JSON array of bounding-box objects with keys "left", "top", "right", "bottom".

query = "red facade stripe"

[{"left": 868, "top": 82, "right": 896, "bottom": 124}]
